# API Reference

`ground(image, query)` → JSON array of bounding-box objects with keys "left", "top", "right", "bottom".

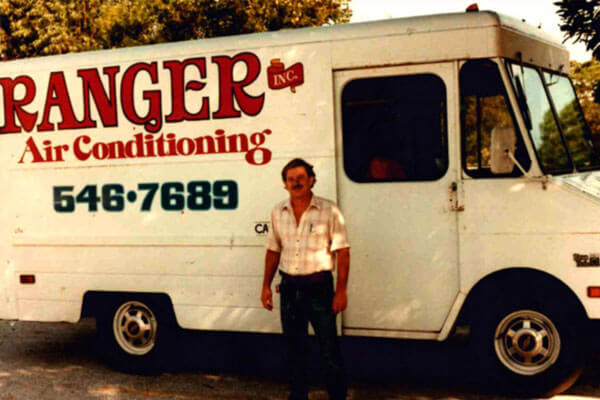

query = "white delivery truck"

[{"left": 0, "top": 7, "right": 598, "bottom": 395}]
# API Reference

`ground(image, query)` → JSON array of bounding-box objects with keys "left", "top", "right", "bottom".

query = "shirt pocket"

[{"left": 308, "top": 222, "right": 328, "bottom": 250}]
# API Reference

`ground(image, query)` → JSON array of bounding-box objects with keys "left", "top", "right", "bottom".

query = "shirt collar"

[{"left": 281, "top": 194, "right": 321, "bottom": 211}]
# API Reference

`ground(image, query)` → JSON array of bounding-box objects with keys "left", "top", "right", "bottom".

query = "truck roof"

[
  {"left": 239, "top": 10, "right": 564, "bottom": 50},
  {"left": 0, "top": 10, "right": 570, "bottom": 74}
]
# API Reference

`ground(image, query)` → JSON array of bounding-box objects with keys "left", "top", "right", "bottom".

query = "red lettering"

[
  {"left": 73, "top": 135, "right": 92, "bottom": 161},
  {"left": 274, "top": 75, "right": 286, "bottom": 85},
  {"left": 4, "top": 54, "right": 270, "bottom": 136},
  {"left": 163, "top": 58, "right": 210, "bottom": 123},
  {"left": 176, "top": 137, "right": 195, "bottom": 155},
  {"left": 245, "top": 129, "right": 272, "bottom": 165},
  {"left": 212, "top": 52, "right": 264, "bottom": 119},
  {"left": 18, "top": 137, "right": 44, "bottom": 163},
  {"left": 37, "top": 72, "right": 85, "bottom": 131},
  {"left": 78, "top": 67, "right": 120, "bottom": 128},
  {"left": 92, "top": 142, "right": 110, "bottom": 159},
  {"left": 124, "top": 133, "right": 148, "bottom": 158},
  {"left": 121, "top": 62, "right": 162, "bottom": 133},
  {"left": 0, "top": 76, "right": 37, "bottom": 133}
]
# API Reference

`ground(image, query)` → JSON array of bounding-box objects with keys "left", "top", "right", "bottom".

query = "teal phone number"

[{"left": 53, "top": 181, "right": 238, "bottom": 212}]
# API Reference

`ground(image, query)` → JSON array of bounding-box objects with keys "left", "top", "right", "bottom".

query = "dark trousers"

[{"left": 279, "top": 271, "right": 347, "bottom": 400}]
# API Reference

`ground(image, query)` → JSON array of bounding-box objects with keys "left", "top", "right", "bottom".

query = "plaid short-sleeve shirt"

[{"left": 266, "top": 195, "right": 350, "bottom": 276}]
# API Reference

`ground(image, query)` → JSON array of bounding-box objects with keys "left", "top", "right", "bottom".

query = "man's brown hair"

[{"left": 281, "top": 158, "right": 316, "bottom": 187}]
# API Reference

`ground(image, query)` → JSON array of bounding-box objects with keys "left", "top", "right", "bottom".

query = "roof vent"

[{"left": 466, "top": 3, "right": 479, "bottom": 12}]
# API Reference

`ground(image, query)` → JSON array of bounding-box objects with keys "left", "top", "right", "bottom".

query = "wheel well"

[
  {"left": 81, "top": 291, "right": 177, "bottom": 325},
  {"left": 458, "top": 268, "right": 587, "bottom": 327}
]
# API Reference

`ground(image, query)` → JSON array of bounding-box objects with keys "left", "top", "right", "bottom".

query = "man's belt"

[{"left": 279, "top": 270, "right": 332, "bottom": 286}]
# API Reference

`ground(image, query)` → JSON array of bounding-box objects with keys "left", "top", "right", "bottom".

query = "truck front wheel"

[{"left": 471, "top": 299, "right": 584, "bottom": 396}]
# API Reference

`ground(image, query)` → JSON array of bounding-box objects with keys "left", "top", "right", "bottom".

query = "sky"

[{"left": 349, "top": 0, "right": 592, "bottom": 62}]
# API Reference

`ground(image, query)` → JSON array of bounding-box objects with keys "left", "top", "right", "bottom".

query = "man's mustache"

[{"left": 293, "top": 184, "right": 303, "bottom": 190}]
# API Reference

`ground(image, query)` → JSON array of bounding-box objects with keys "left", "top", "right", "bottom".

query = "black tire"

[
  {"left": 470, "top": 295, "right": 584, "bottom": 397},
  {"left": 96, "top": 296, "right": 176, "bottom": 374}
]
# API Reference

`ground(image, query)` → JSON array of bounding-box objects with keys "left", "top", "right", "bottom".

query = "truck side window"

[
  {"left": 341, "top": 74, "right": 448, "bottom": 183},
  {"left": 460, "top": 59, "right": 530, "bottom": 177}
]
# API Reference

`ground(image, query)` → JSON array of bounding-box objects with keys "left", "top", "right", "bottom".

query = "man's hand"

[
  {"left": 261, "top": 286, "right": 273, "bottom": 311},
  {"left": 332, "top": 248, "right": 350, "bottom": 314},
  {"left": 261, "top": 250, "right": 280, "bottom": 311},
  {"left": 332, "top": 289, "right": 347, "bottom": 314}
]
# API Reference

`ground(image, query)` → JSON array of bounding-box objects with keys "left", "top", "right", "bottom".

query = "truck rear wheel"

[
  {"left": 471, "top": 297, "right": 584, "bottom": 397},
  {"left": 112, "top": 301, "right": 158, "bottom": 356},
  {"left": 97, "top": 297, "right": 175, "bottom": 374}
]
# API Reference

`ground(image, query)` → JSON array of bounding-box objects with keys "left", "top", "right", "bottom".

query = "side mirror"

[{"left": 490, "top": 127, "right": 516, "bottom": 174}]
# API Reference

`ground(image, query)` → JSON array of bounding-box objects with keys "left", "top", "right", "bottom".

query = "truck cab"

[{"left": 334, "top": 10, "right": 600, "bottom": 394}]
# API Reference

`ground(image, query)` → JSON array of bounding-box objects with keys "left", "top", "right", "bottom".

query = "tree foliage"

[
  {"left": 571, "top": 59, "right": 600, "bottom": 134},
  {"left": 201, "top": 0, "right": 351, "bottom": 38},
  {"left": 462, "top": 96, "right": 513, "bottom": 169},
  {"left": 538, "top": 101, "right": 589, "bottom": 169},
  {"left": 556, "top": 0, "right": 600, "bottom": 100},
  {"left": 94, "top": 0, "right": 205, "bottom": 49},
  {"left": 556, "top": 0, "right": 600, "bottom": 58},
  {"left": 537, "top": 63, "right": 600, "bottom": 170},
  {"left": 0, "top": 0, "right": 206, "bottom": 58},
  {"left": 0, "top": 0, "right": 351, "bottom": 59},
  {"left": 0, "top": 0, "right": 95, "bottom": 57}
]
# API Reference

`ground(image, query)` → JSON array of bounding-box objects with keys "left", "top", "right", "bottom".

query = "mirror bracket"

[{"left": 505, "top": 150, "right": 549, "bottom": 190}]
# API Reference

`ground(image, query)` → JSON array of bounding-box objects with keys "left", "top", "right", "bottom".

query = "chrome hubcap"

[
  {"left": 113, "top": 301, "right": 157, "bottom": 355},
  {"left": 494, "top": 310, "right": 560, "bottom": 376}
]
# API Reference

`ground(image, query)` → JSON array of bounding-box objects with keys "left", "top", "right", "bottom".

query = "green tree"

[
  {"left": 0, "top": 0, "right": 205, "bottom": 58},
  {"left": 538, "top": 101, "right": 592, "bottom": 168},
  {"left": 556, "top": 0, "right": 600, "bottom": 59},
  {"left": 0, "top": 0, "right": 351, "bottom": 60},
  {"left": 0, "top": 0, "right": 99, "bottom": 58},
  {"left": 201, "top": 0, "right": 351, "bottom": 38},
  {"left": 463, "top": 96, "right": 514, "bottom": 169},
  {"left": 570, "top": 59, "right": 600, "bottom": 134},
  {"left": 556, "top": 0, "right": 600, "bottom": 100},
  {"left": 94, "top": 0, "right": 204, "bottom": 49}
]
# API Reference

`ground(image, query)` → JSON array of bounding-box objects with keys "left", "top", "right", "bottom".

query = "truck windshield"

[
  {"left": 507, "top": 62, "right": 600, "bottom": 175},
  {"left": 543, "top": 72, "right": 600, "bottom": 171}
]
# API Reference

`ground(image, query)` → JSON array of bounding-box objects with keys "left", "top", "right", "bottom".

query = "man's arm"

[
  {"left": 261, "top": 250, "right": 281, "bottom": 311},
  {"left": 332, "top": 248, "right": 350, "bottom": 314}
]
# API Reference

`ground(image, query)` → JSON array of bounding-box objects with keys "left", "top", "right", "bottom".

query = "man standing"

[{"left": 261, "top": 158, "right": 350, "bottom": 400}]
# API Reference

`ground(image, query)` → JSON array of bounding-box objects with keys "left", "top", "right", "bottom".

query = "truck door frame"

[{"left": 332, "top": 61, "right": 464, "bottom": 339}]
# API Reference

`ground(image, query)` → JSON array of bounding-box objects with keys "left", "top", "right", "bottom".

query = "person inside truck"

[{"left": 367, "top": 154, "right": 406, "bottom": 180}]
